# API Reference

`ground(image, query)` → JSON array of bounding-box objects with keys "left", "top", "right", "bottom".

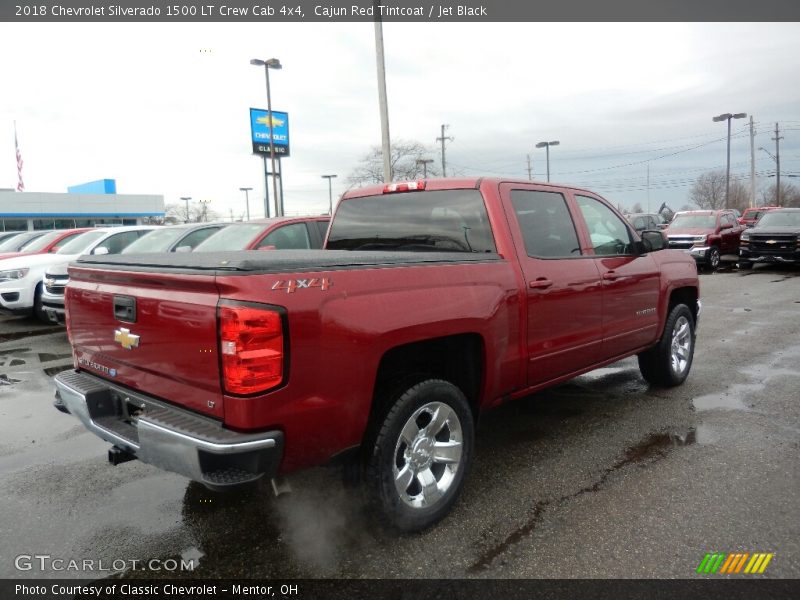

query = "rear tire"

[
  {"left": 367, "top": 379, "right": 474, "bottom": 532},
  {"left": 638, "top": 304, "right": 695, "bottom": 387}
]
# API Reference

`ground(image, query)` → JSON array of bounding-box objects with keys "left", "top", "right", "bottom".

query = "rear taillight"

[{"left": 219, "top": 303, "right": 285, "bottom": 395}]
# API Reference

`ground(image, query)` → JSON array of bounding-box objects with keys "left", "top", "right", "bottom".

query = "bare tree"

[
  {"left": 690, "top": 170, "right": 749, "bottom": 212},
  {"left": 630, "top": 202, "right": 643, "bottom": 213},
  {"left": 759, "top": 181, "right": 800, "bottom": 207},
  {"left": 348, "top": 140, "right": 441, "bottom": 187},
  {"left": 164, "top": 202, "right": 220, "bottom": 224}
]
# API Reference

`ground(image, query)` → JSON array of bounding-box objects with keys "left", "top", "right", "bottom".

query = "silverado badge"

[{"left": 114, "top": 327, "right": 140, "bottom": 350}]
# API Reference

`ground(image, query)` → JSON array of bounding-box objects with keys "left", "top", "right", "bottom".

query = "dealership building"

[{"left": 0, "top": 180, "right": 164, "bottom": 231}]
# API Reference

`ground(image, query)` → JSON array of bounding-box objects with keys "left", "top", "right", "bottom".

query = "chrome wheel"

[
  {"left": 670, "top": 316, "right": 692, "bottom": 376},
  {"left": 708, "top": 247, "right": 720, "bottom": 269},
  {"left": 393, "top": 401, "right": 463, "bottom": 509}
]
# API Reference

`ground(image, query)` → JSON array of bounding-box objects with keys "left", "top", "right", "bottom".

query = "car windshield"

[
  {"left": 56, "top": 230, "right": 107, "bottom": 254},
  {"left": 0, "top": 231, "right": 43, "bottom": 251},
  {"left": 17, "top": 230, "right": 63, "bottom": 253},
  {"left": 193, "top": 224, "right": 266, "bottom": 252},
  {"left": 756, "top": 211, "right": 800, "bottom": 228},
  {"left": 669, "top": 214, "right": 716, "bottom": 229},
  {"left": 122, "top": 227, "right": 186, "bottom": 253}
]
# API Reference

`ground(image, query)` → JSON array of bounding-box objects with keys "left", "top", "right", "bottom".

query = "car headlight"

[
  {"left": 0, "top": 268, "right": 29, "bottom": 282},
  {"left": 740, "top": 232, "right": 750, "bottom": 241},
  {"left": 693, "top": 235, "right": 708, "bottom": 244}
]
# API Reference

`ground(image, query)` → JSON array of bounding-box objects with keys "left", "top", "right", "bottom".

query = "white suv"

[{"left": 0, "top": 226, "right": 156, "bottom": 322}]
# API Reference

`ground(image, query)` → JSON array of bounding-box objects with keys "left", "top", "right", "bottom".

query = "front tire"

[
  {"left": 33, "top": 283, "right": 49, "bottom": 324},
  {"left": 367, "top": 379, "right": 474, "bottom": 532},
  {"left": 638, "top": 304, "right": 696, "bottom": 387},
  {"left": 706, "top": 246, "right": 721, "bottom": 271}
]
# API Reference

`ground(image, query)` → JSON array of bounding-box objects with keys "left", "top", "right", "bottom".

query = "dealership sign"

[{"left": 250, "top": 108, "right": 290, "bottom": 157}]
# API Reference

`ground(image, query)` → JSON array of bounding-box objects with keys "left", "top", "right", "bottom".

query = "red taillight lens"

[
  {"left": 383, "top": 180, "right": 426, "bottom": 193},
  {"left": 219, "top": 304, "right": 284, "bottom": 395}
]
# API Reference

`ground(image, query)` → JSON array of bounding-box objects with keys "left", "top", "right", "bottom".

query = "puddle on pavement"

[
  {"left": 38, "top": 352, "right": 72, "bottom": 363},
  {"left": 43, "top": 365, "right": 72, "bottom": 377},
  {"left": 0, "top": 374, "right": 21, "bottom": 385},
  {"left": 469, "top": 428, "right": 697, "bottom": 573},
  {"left": 0, "top": 328, "right": 61, "bottom": 343},
  {"left": 693, "top": 391, "right": 749, "bottom": 412}
]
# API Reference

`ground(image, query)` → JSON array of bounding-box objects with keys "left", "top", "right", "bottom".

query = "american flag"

[{"left": 15, "top": 121, "right": 24, "bottom": 192}]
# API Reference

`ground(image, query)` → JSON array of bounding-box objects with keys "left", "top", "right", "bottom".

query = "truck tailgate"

[{"left": 66, "top": 266, "right": 224, "bottom": 419}]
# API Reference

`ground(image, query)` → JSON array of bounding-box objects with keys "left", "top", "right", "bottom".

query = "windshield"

[
  {"left": 756, "top": 211, "right": 800, "bottom": 228},
  {"left": 327, "top": 190, "right": 496, "bottom": 253},
  {"left": 0, "top": 232, "right": 41, "bottom": 251},
  {"left": 17, "top": 230, "right": 63, "bottom": 253},
  {"left": 669, "top": 214, "right": 716, "bottom": 229},
  {"left": 193, "top": 224, "right": 266, "bottom": 252},
  {"left": 56, "top": 230, "right": 107, "bottom": 255},
  {"left": 122, "top": 227, "right": 185, "bottom": 253}
]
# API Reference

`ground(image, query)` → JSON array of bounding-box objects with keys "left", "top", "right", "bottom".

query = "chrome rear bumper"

[{"left": 54, "top": 370, "right": 283, "bottom": 488}]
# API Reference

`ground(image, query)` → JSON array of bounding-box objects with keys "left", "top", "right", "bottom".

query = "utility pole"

[
  {"left": 749, "top": 116, "right": 756, "bottom": 208},
  {"left": 772, "top": 122, "right": 783, "bottom": 205},
  {"left": 526, "top": 154, "right": 533, "bottom": 180},
  {"left": 180, "top": 197, "right": 192, "bottom": 223},
  {"left": 416, "top": 158, "right": 433, "bottom": 178},
  {"left": 436, "top": 124, "right": 454, "bottom": 177},
  {"left": 373, "top": 3, "right": 392, "bottom": 183},
  {"left": 646, "top": 163, "right": 650, "bottom": 212}
]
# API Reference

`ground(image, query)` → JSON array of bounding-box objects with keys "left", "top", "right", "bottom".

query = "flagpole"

[{"left": 14, "top": 121, "right": 24, "bottom": 192}]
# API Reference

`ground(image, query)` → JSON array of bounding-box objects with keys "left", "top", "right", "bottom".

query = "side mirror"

[
  {"left": 640, "top": 230, "right": 666, "bottom": 252},
  {"left": 92, "top": 246, "right": 109, "bottom": 255},
  {"left": 720, "top": 222, "right": 733, "bottom": 230},
  {"left": 174, "top": 245, "right": 192, "bottom": 253},
  {"left": 258, "top": 245, "right": 277, "bottom": 251}
]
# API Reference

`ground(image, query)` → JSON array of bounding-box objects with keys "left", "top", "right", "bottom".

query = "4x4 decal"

[{"left": 271, "top": 278, "right": 333, "bottom": 294}]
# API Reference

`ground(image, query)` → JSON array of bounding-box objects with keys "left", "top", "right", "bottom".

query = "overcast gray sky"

[{"left": 2, "top": 22, "right": 799, "bottom": 218}]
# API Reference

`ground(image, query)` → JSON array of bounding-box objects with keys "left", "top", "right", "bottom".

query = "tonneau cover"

[{"left": 73, "top": 250, "right": 502, "bottom": 275}]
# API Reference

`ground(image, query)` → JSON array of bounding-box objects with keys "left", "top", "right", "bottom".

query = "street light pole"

[
  {"left": 416, "top": 158, "right": 434, "bottom": 178},
  {"left": 180, "top": 196, "right": 192, "bottom": 223},
  {"left": 239, "top": 187, "right": 252, "bottom": 221},
  {"left": 251, "top": 58, "right": 283, "bottom": 216},
  {"left": 712, "top": 112, "right": 747, "bottom": 208},
  {"left": 535, "top": 140, "right": 560, "bottom": 182},
  {"left": 321, "top": 174, "right": 337, "bottom": 215}
]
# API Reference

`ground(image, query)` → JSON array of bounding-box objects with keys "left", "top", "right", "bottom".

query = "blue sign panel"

[{"left": 250, "top": 108, "right": 290, "bottom": 157}]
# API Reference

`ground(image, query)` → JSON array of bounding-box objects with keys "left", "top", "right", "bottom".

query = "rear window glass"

[
  {"left": 327, "top": 190, "right": 496, "bottom": 253},
  {"left": 17, "top": 230, "right": 62, "bottom": 253},
  {"left": 193, "top": 224, "right": 267, "bottom": 252}
]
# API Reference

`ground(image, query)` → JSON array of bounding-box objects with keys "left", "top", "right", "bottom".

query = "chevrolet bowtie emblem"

[
  {"left": 114, "top": 327, "right": 140, "bottom": 350},
  {"left": 765, "top": 240, "right": 777, "bottom": 244}
]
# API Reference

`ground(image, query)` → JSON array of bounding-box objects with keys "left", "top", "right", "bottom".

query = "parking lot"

[{"left": 1, "top": 263, "right": 798, "bottom": 580}]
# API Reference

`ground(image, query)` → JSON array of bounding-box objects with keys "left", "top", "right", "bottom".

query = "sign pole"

[{"left": 262, "top": 155, "right": 271, "bottom": 218}]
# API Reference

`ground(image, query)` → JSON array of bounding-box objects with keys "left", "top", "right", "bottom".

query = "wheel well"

[
  {"left": 371, "top": 334, "right": 484, "bottom": 419},
  {"left": 668, "top": 287, "right": 698, "bottom": 324}
]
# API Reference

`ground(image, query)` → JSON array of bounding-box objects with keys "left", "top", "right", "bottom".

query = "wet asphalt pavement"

[{"left": 0, "top": 264, "right": 798, "bottom": 580}]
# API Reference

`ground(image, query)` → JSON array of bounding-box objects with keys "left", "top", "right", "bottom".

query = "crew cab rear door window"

[{"left": 510, "top": 190, "right": 581, "bottom": 258}]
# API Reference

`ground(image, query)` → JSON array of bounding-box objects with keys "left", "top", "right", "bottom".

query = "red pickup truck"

[{"left": 54, "top": 178, "right": 700, "bottom": 531}]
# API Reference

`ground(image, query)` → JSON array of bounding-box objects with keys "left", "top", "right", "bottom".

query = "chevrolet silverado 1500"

[{"left": 54, "top": 178, "right": 700, "bottom": 531}]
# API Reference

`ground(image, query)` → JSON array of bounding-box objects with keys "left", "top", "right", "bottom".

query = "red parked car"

[
  {"left": 192, "top": 216, "right": 330, "bottom": 252},
  {"left": 738, "top": 206, "right": 780, "bottom": 228},
  {"left": 0, "top": 228, "right": 91, "bottom": 261}
]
